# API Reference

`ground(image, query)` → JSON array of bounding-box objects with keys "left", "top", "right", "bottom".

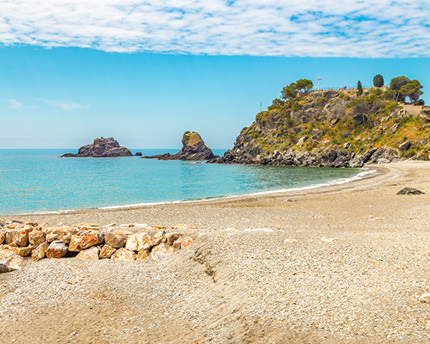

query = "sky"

[{"left": 0, "top": 0, "right": 429, "bottom": 149}]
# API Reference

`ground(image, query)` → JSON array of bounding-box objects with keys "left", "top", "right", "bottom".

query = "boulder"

[
  {"left": 125, "top": 232, "right": 152, "bottom": 252},
  {"left": 46, "top": 240, "right": 69, "bottom": 258},
  {"left": 0, "top": 249, "right": 24, "bottom": 273},
  {"left": 32, "top": 242, "right": 49, "bottom": 262},
  {"left": 181, "top": 237, "right": 193, "bottom": 248},
  {"left": 144, "top": 131, "right": 216, "bottom": 161},
  {"left": 135, "top": 152, "right": 142, "bottom": 156},
  {"left": 397, "top": 187, "right": 425, "bottom": 195},
  {"left": 61, "top": 137, "right": 133, "bottom": 158},
  {"left": 29, "top": 230, "right": 46, "bottom": 246},
  {"left": 0, "top": 229, "right": 5, "bottom": 245},
  {"left": 5, "top": 228, "right": 30, "bottom": 247},
  {"left": 76, "top": 246, "right": 99, "bottom": 260},
  {"left": 111, "top": 248, "right": 136, "bottom": 261},
  {"left": 68, "top": 231, "right": 104, "bottom": 252},
  {"left": 99, "top": 244, "right": 117, "bottom": 259},
  {"left": 399, "top": 141, "right": 411, "bottom": 151},
  {"left": 150, "top": 243, "right": 175, "bottom": 261},
  {"left": 105, "top": 230, "right": 132, "bottom": 248},
  {"left": 165, "top": 232, "right": 182, "bottom": 245}
]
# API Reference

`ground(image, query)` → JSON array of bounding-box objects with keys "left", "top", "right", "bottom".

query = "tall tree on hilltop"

[
  {"left": 373, "top": 74, "right": 384, "bottom": 87},
  {"left": 295, "top": 79, "right": 314, "bottom": 94},
  {"left": 400, "top": 79, "right": 423, "bottom": 103},
  {"left": 357, "top": 81, "right": 363, "bottom": 96},
  {"left": 389, "top": 76, "right": 410, "bottom": 102}
]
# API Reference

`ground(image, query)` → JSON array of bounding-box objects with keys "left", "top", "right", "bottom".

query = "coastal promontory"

[
  {"left": 61, "top": 137, "right": 133, "bottom": 158},
  {"left": 144, "top": 131, "right": 217, "bottom": 160},
  {"left": 213, "top": 76, "right": 430, "bottom": 167}
]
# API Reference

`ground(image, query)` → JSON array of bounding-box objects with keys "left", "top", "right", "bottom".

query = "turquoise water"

[{"left": 0, "top": 149, "right": 364, "bottom": 215}]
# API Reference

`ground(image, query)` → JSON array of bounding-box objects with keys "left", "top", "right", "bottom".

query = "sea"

[{"left": 0, "top": 149, "right": 371, "bottom": 215}]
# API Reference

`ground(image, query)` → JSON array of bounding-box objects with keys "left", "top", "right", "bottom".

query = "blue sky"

[{"left": 0, "top": 1, "right": 429, "bottom": 149}]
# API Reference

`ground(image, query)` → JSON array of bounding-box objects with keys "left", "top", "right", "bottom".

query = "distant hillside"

[{"left": 214, "top": 82, "right": 430, "bottom": 167}]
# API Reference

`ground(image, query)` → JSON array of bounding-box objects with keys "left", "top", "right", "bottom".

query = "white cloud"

[
  {"left": 8, "top": 98, "right": 23, "bottom": 111},
  {"left": 37, "top": 98, "right": 89, "bottom": 110},
  {"left": 0, "top": 0, "right": 429, "bottom": 57}
]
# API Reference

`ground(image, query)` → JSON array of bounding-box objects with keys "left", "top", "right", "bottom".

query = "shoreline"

[{"left": 4, "top": 165, "right": 380, "bottom": 219}]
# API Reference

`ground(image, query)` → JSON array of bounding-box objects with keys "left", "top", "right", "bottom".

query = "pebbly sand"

[{"left": 1, "top": 161, "right": 430, "bottom": 343}]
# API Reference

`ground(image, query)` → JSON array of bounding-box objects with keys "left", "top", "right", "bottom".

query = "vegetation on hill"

[{"left": 218, "top": 75, "right": 430, "bottom": 166}]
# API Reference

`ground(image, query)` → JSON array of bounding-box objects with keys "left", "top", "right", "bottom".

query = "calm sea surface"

[{"left": 0, "top": 149, "right": 364, "bottom": 215}]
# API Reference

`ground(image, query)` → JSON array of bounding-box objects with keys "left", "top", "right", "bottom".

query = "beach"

[{"left": 1, "top": 160, "right": 430, "bottom": 343}]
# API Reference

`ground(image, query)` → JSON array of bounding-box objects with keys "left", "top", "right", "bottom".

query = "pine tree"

[
  {"left": 357, "top": 80, "right": 363, "bottom": 96},
  {"left": 373, "top": 74, "right": 384, "bottom": 87}
]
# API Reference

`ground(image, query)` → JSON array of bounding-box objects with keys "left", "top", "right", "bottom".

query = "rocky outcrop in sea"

[
  {"left": 144, "top": 131, "right": 217, "bottom": 161},
  {"left": 61, "top": 137, "right": 133, "bottom": 158}
]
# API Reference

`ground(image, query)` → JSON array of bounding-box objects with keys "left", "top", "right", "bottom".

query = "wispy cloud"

[
  {"left": 37, "top": 98, "right": 89, "bottom": 111},
  {"left": 0, "top": 1, "right": 429, "bottom": 57},
  {"left": 8, "top": 98, "right": 23, "bottom": 111}
]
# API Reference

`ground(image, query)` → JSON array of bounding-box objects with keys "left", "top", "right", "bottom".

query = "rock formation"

[
  {"left": 211, "top": 88, "right": 430, "bottom": 167},
  {"left": 0, "top": 220, "right": 194, "bottom": 273},
  {"left": 61, "top": 137, "right": 133, "bottom": 158},
  {"left": 144, "top": 131, "right": 217, "bottom": 161}
]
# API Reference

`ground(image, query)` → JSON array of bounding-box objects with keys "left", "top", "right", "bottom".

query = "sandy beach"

[{"left": 1, "top": 160, "right": 430, "bottom": 343}]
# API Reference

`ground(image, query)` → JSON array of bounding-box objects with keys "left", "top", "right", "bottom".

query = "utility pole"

[{"left": 317, "top": 76, "right": 322, "bottom": 91}]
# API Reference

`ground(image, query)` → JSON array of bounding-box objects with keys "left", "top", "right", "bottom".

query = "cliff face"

[
  {"left": 144, "top": 131, "right": 216, "bottom": 161},
  {"left": 61, "top": 137, "right": 133, "bottom": 158},
  {"left": 214, "top": 89, "right": 430, "bottom": 167}
]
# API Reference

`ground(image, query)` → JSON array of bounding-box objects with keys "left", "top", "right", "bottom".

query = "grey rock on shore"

[{"left": 61, "top": 137, "right": 133, "bottom": 158}]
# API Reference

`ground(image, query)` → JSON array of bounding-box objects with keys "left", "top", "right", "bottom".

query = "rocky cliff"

[
  {"left": 61, "top": 137, "right": 133, "bottom": 158},
  {"left": 212, "top": 88, "right": 430, "bottom": 167},
  {"left": 144, "top": 131, "right": 216, "bottom": 161}
]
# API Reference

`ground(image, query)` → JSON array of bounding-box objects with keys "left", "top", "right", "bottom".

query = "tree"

[
  {"left": 373, "top": 74, "right": 384, "bottom": 87},
  {"left": 389, "top": 76, "right": 410, "bottom": 101},
  {"left": 281, "top": 83, "right": 297, "bottom": 101},
  {"left": 400, "top": 79, "right": 423, "bottom": 103},
  {"left": 357, "top": 81, "right": 363, "bottom": 96},
  {"left": 295, "top": 79, "right": 313, "bottom": 94}
]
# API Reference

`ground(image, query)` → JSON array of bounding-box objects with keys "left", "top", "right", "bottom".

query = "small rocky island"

[
  {"left": 61, "top": 137, "right": 133, "bottom": 158},
  {"left": 144, "top": 131, "right": 217, "bottom": 160}
]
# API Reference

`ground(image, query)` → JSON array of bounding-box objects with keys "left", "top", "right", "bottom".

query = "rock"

[
  {"left": 0, "top": 249, "right": 24, "bottom": 273},
  {"left": 125, "top": 232, "right": 152, "bottom": 252},
  {"left": 137, "top": 250, "right": 149, "bottom": 260},
  {"left": 174, "top": 224, "right": 198, "bottom": 230},
  {"left": 166, "top": 232, "right": 182, "bottom": 245},
  {"left": 76, "top": 246, "right": 99, "bottom": 259},
  {"left": 68, "top": 231, "right": 104, "bottom": 252},
  {"left": 310, "top": 129, "right": 323, "bottom": 140},
  {"left": 5, "top": 228, "right": 30, "bottom": 247},
  {"left": 14, "top": 246, "right": 33, "bottom": 257},
  {"left": 297, "top": 136, "right": 308, "bottom": 147},
  {"left": 181, "top": 237, "right": 193, "bottom": 248},
  {"left": 399, "top": 141, "right": 411, "bottom": 151},
  {"left": 29, "top": 230, "right": 46, "bottom": 246},
  {"left": 0, "top": 229, "right": 5, "bottom": 245},
  {"left": 343, "top": 142, "right": 351, "bottom": 149},
  {"left": 135, "top": 152, "right": 142, "bottom": 156},
  {"left": 150, "top": 243, "right": 175, "bottom": 261},
  {"left": 105, "top": 230, "right": 133, "bottom": 248},
  {"left": 419, "top": 293, "right": 430, "bottom": 303},
  {"left": 46, "top": 233, "right": 59, "bottom": 242},
  {"left": 144, "top": 131, "right": 216, "bottom": 161},
  {"left": 46, "top": 240, "right": 69, "bottom": 258},
  {"left": 397, "top": 187, "right": 425, "bottom": 195},
  {"left": 32, "top": 242, "right": 49, "bottom": 262},
  {"left": 61, "top": 137, "right": 133, "bottom": 158},
  {"left": 111, "top": 248, "right": 136, "bottom": 261},
  {"left": 99, "top": 244, "right": 117, "bottom": 259},
  {"left": 152, "top": 231, "right": 164, "bottom": 246}
]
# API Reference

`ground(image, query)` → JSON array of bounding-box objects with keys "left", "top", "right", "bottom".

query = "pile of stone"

[{"left": 0, "top": 221, "right": 193, "bottom": 273}]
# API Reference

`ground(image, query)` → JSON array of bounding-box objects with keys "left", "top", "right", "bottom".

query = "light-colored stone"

[
  {"left": 105, "top": 230, "right": 132, "bottom": 248},
  {"left": 150, "top": 243, "right": 174, "bottom": 261},
  {"left": 152, "top": 231, "right": 164, "bottom": 246},
  {"left": 46, "top": 240, "right": 68, "bottom": 259},
  {"left": 181, "top": 237, "right": 193, "bottom": 248},
  {"left": 137, "top": 250, "right": 149, "bottom": 260},
  {"left": 32, "top": 242, "right": 49, "bottom": 262},
  {"left": 111, "top": 248, "right": 136, "bottom": 261},
  {"left": 76, "top": 246, "right": 99, "bottom": 260},
  {"left": 14, "top": 246, "right": 33, "bottom": 257},
  {"left": 29, "top": 230, "right": 46, "bottom": 246},
  {"left": 46, "top": 233, "right": 59, "bottom": 242},
  {"left": 419, "top": 293, "right": 430, "bottom": 303},
  {"left": 0, "top": 229, "right": 5, "bottom": 245},
  {"left": 100, "top": 244, "right": 117, "bottom": 259},
  {"left": 166, "top": 232, "right": 182, "bottom": 245},
  {"left": 125, "top": 232, "right": 152, "bottom": 252},
  {"left": 5, "top": 228, "right": 30, "bottom": 247},
  {"left": 174, "top": 224, "right": 198, "bottom": 230},
  {"left": 69, "top": 231, "right": 103, "bottom": 252},
  {"left": 0, "top": 249, "right": 24, "bottom": 272}
]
